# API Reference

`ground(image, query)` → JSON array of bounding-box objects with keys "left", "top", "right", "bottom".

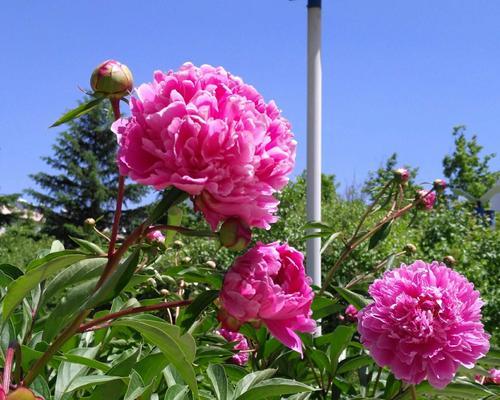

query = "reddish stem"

[
  {"left": 107, "top": 175, "right": 126, "bottom": 258},
  {"left": 77, "top": 300, "right": 192, "bottom": 333},
  {"left": 3, "top": 346, "right": 14, "bottom": 393}
]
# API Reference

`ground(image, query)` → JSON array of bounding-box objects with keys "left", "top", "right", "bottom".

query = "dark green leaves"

[
  {"left": 368, "top": 220, "right": 393, "bottom": 250},
  {"left": 178, "top": 290, "right": 219, "bottom": 331},
  {"left": 333, "top": 286, "right": 372, "bottom": 310},
  {"left": 3, "top": 251, "right": 90, "bottom": 319},
  {"left": 112, "top": 317, "right": 198, "bottom": 396},
  {"left": 147, "top": 188, "right": 189, "bottom": 225},
  {"left": 50, "top": 97, "right": 105, "bottom": 127},
  {"left": 82, "top": 249, "right": 140, "bottom": 310}
]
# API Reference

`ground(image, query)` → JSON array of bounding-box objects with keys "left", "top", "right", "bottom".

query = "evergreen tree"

[
  {"left": 27, "top": 99, "right": 149, "bottom": 240},
  {"left": 443, "top": 126, "right": 499, "bottom": 199}
]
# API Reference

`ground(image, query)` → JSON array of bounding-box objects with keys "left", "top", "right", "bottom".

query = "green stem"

[{"left": 371, "top": 367, "right": 383, "bottom": 397}]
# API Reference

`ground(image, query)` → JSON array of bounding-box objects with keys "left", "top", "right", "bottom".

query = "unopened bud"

[
  {"left": 416, "top": 190, "right": 436, "bottom": 210},
  {"left": 205, "top": 260, "right": 216, "bottom": 269},
  {"left": 219, "top": 217, "right": 252, "bottom": 251},
  {"left": 160, "top": 289, "right": 169, "bottom": 296},
  {"left": 393, "top": 168, "right": 410, "bottom": 184},
  {"left": 6, "top": 387, "right": 44, "bottom": 400},
  {"left": 147, "top": 278, "right": 157, "bottom": 287},
  {"left": 173, "top": 240, "right": 184, "bottom": 249},
  {"left": 443, "top": 255, "right": 456, "bottom": 267},
  {"left": 84, "top": 218, "right": 96, "bottom": 229},
  {"left": 182, "top": 256, "right": 192, "bottom": 264},
  {"left": 90, "top": 60, "right": 133, "bottom": 99},
  {"left": 404, "top": 243, "right": 417, "bottom": 255},
  {"left": 433, "top": 179, "right": 447, "bottom": 193}
]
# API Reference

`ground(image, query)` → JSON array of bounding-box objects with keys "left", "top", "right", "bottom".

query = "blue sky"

[{"left": 1, "top": 1, "right": 499, "bottom": 198}]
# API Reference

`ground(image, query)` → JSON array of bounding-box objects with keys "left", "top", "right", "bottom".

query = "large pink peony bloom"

[
  {"left": 219, "top": 242, "right": 316, "bottom": 355},
  {"left": 112, "top": 63, "right": 296, "bottom": 230},
  {"left": 216, "top": 328, "right": 250, "bottom": 366},
  {"left": 358, "top": 260, "right": 490, "bottom": 389}
]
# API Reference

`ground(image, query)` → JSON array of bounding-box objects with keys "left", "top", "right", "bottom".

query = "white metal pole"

[{"left": 306, "top": 0, "right": 322, "bottom": 287}]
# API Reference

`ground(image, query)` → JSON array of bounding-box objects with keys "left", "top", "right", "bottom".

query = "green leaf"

[
  {"left": 112, "top": 317, "right": 198, "bottom": 397},
  {"left": 368, "top": 220, "right": 393, "bottom": 250},
  {"left": 303, "top": 221, "right": 332, "bottom": 231},
  {"left": 0, "top": 264, "right": 23, "bottom": 280},
  {"left": 479, "top": 348, "right": 500, "bottom": 367},
  {"left": 51, "top": 97, "right": 105, "bottom": 127},
  {"left": 165, "top": 206, "right": 183, "bottom": 247},
  {"left": 54, "top": 346, "right": 100, "bottom": 400},
  {"left": 178, "top": 290, "right": 219, "bottom": 331},
  {"left": 327, "top": 325, "right": 356, "bottom": 372},
  {"left": 235, "top": 378, "right": 315, "bottom": 400},
  {"left": 124, "top": 370, "right": 148, "bottom": 400},
  {"left": 320, "top": 232, "right": 342, "bottom": 254},
  {"left": 147, "top": 188, "right": 189, "bottom": 225},
  {"left": 82, "top": 248, "right": 140, "bottom": 310},
  {"left": 233, "top": 369, "right": 276, "bottom": 398},
  {"left": 383, "top": 373, "right": 401, "bottom": 399},
  {"left": 87, "top": 349, "right": 140, "bottom": 400},
  {"left": 42, "top": 258, "right": 106, "bottom": 306},
  {"left": 66, "top": 375, "right": 124, "bottom": 393},
  {"left": 164, "top": 385, "right": 189, "bottom": 400},
  {"left": 43, "top": 278, "right": 98, "bottom": 342},
  {"left": 207, "top": 364, "right": 229, "bottom": 400},
  {"left": 416, "top": 381, "right": 494, "bottom": 399},
  {"left": 69, "top": 237, "right": 105, "bottom": 255},
  {"left": 333, "top": 286, "right": 372, "bottom": 310},
  {"left": 311, "top": 296, "right": 342, "bottom": 320},
  {"left": 3, "top": 251, "right": 90, "bottom": 319},
  {"left": 336, "top": 355, "right": 373, "bottom": 374}
]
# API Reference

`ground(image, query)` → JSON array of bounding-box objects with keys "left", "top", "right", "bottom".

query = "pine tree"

[{"left": 28, "top": 99, "right": 149, "bottom": 240}]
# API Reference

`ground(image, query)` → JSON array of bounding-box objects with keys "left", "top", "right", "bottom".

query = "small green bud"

[
  {"left": 205, "top": 260, "right": 216, "bottom": 269},
  {"left": 404, "top": 243, "right": 417, "bottom": 255},
  {"left": 443, "top": 255, "right": 456, "bottom": 267},
  {"left": 90, "top": 60, "right": 133, "bottom": 99},
  {"left": 160, "top": 289, "right": 169, "bottom": 296},
  {"left": 219, "top": 217, "right": 252, "bottom": 251}
]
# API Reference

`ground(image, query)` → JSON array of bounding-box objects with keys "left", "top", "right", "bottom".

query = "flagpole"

[{"left": 306, "top": 0, "right": 322, "bottom": 288}]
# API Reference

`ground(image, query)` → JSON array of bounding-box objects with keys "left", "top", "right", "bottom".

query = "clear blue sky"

[{"left": 1, "top": 1, "right": 499, "bottom": 197}]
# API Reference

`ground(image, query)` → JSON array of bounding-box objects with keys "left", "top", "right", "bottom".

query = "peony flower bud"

[
  {"left": 160, "top": 289, "right": 169, "bottom": 296},
  {"left": 443, "top": 255, "right": 456, "bottom": 267},
  {"left": 145, "top": 229, "right": 165, "bottom": 244},
  {"left": 416, "top": 189, "right": 436, "bottom": 210},
  {"left": 182, "top": 256, "right": 191, "bottom": 264},
  {"left": 205, "top": 260, "right": 216, "bottom": 269},
  {"left": 90, "top": 60, "right": 133, "bottom": 99},
  {"left": 219, "top": 218, "right": 252, "bottom": 251},
  {"left": 433, "top": 179, "right": 447, "bottom": 193},
  {"left": 216, "top": 328, "right": 250, "bottom": 365},
  {"left": 83, "top": 217, "right": 96, "bottom": 232},
  {"left": 173, "top": 240, "right": 184, "bottom": 249},
  {"left": 344, "top": 304, "right": 358, "bottom": 322},
  {"left": 393, "top": 168, "right": 410, "bottom": 184},
  {"left": 6, "top": 387, "right": 44, "bottom": 400},
  {"left": 404, "top": 243, "right": 417, "bottom": 255}
]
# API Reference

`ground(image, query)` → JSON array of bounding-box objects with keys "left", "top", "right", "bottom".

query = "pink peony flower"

[
  {"left": 345, "top": 304, "right": 358, "bottom": 321},
  {"left": 219, "top": 242, "right": 316, "bottom": 355},
  {"left": 489, "top": 369, "right": 500, "bottom": 384},
  {"left": 217, "top": 328, "right": 250, "bottom": 365},
  {"left": 417, "top": 189, "right": 436, "bottom": 210},
  {"left": 358, "top": 260, "right": 490, "bottom": 389},
  {"left": 112, "top": 63, "right": 296, "bottom": 230},
  {"left": 146, "top": 229, "right": 165, "bottom": 244}
]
